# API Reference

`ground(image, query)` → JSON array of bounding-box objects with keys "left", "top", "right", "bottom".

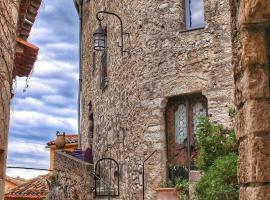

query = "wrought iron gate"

[{"left": 94, "top": 158, "right": 120, "bottom": 197}]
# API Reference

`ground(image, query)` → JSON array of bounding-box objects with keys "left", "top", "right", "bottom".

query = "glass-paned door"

[{"left": 166, "top": 94, "right": 207, "bottom": 172}]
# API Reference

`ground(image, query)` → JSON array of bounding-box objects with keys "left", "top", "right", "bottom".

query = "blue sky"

[{"left": 7, "top": 0, "right": 79, "bottom": 179}]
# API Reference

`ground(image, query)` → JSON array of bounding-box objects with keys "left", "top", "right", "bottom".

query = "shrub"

[
  {"left": 195, "top": 117, "right": 237, "bottom": 171},
  {"left": 195, "top": 116, "right": 239, "bottom": 200},
  {"left": 196, "top": 153, "right": 238, "bottom": 200}
]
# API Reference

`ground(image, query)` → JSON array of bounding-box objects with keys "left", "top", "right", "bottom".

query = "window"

[
  {"left": 185, "top": 0, "right": 205, "bottom": 30},
  {"left": 100, "top": 51, "right": 108, "bottom": 89},
  {"left": 166, "top": 94, "right": 207, "bottom": 171},
  {"left": 88, "top": 102, "right": 94, "bottom": 139}
]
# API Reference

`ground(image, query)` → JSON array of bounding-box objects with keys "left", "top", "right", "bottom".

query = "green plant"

[
  {"left": 195, "top": 116, "right": 239, "bottom": 200},
  {"left": 161, "top": 179, "right": 175, "bottom": 188},
  {"left": 195, "top": 117, "right": 237, "bottom": 171},
  {"left": 175, "top": 178, "right": 189, "bottom": 200},
  {"left": 46, "top": 173, "right": 62, "bottom": 190},
  {"left": 228, "top": 107, "right": 236, "bottom": 119},
  {"left": 196, "top": 153, "right": 238, "bottom": 200},
  {"left": 45, "top": 173, "right": 67, "bottom": 200}
]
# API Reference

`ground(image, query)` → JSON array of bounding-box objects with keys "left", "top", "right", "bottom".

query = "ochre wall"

[
  {"left": 230, "top": 0, "right": 270, "bottom": 199},
  {"left": 80, "top": 0, "right": 234, "bottom": 199},
  {"left": 49, "top": 144, "right": 78, "bottom": 173}
]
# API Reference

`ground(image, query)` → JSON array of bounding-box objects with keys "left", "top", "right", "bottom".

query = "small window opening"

[
  {"left": 185, "top": 0, "right": 205, "bottom": 30},
  {"left": 100, "top": 51, "right": 108, "bottom": 89},
  {"left": 88, "top": 102, "right": 94, "bottom": 139}
]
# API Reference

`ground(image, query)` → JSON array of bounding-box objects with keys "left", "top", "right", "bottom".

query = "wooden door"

[{"left": 166, "top": 94, "right": 207, "bottom": 169}]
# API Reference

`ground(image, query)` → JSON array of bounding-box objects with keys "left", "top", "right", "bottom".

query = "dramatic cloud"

[{"left": 7, "top": 0, "right": 79, "bottom": 179}]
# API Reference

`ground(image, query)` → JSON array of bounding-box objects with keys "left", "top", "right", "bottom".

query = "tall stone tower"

[{"left": 79, "top": 0, "right": 234, "bottom": 199}]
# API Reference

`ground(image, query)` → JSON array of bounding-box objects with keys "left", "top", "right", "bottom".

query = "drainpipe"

[{"left": 74, "top": 0, "right": 83, "bottom": 149}]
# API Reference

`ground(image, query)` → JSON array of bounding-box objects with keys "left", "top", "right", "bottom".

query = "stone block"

[
  {"left": 236, "top": 99, "right": 270, "bottom": 139},
  {"left": 238, "top": 134, "right": 270, "bottom": 184},
  {"left": 242, "top": 30, "right": 268, "bottom": 66},
  {"left": 239, "top": 0, "right": 270, "bottom": 25},
  {"left": 189, "top": 171, "right": 202, "bottom": 200},
  {"left": 189, "top": 170, "right": 202, "bottom": 183},
  {"left": 239, "top": 185, "right": 270, "bottom": 200}
]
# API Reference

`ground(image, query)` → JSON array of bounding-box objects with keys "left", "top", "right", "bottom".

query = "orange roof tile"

[
  {"left": 47, "top": 134, "right": 78, "bottom": 146},
  {"left": 6, "top": 176, "right": 27, "bottom": 187},
  {"left": 5, "top": 174, "right": 49, "bottom": 200}
]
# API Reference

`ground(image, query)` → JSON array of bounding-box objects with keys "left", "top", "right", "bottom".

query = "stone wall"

[
  {"left": 230, "top": 0, "right": 270, "bottom": 199},
  {"left": 80, "top": 0, "right": 234, "bottom": 199},
  {"left": 0, "top": 1, "right": 20, "bottom": 199},
  {"left": 54, "top": 151, "right": 94, "bottom": 200}
]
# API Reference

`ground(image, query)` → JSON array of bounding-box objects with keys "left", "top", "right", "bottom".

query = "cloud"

[
  {"left": 7, "top": 140, "right": 50, "bottom": 179},
  {"left": 7, "top": 0, "right": 79, "bottom": 179}
]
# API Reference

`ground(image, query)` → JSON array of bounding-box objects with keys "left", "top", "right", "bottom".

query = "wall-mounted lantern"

[
  {"left": 93, "top": 11, "right": 128, "bottom": 56},
  {"left": 93, "top": 23, "right": 107, "bottom": 51}
]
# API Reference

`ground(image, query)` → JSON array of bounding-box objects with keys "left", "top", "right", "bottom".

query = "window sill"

[{"left": 179, "top": 27, "right": 205, "bottom": 34}]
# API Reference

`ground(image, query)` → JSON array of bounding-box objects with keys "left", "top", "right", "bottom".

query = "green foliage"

[
  {"left": 46, "top": 173, "right": 62, "bottom": 190},
  {"left": 195, "top": 117, "right": 237, "bottom": 171},
  {"left": 161, "top": 179, "right": 175, "bottom": 188},
  {"left": 45, "top": 173, "right": 67, "bottom": 200},
  {"left": 228, "top": 107, "right": 236, "bottom": 119},
  {"left": 196, "top": 153, "right": 238, "bottom": 200},
  {"left": 195, "top": 116, "right": 239, "bottom": 200},
  {"left": 161, "top": 177, "right": 189, "bottom": 200},
  {"left": 175, "top": 178, "right": 189, "bottom": 200}
]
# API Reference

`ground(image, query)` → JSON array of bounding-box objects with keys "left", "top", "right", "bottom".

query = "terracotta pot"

[
  {"left": 55, "top": 132, "right": 66, "bottom": 150},
  {"left": 156, "top": 188, "right": 180, "bottom": 200}
]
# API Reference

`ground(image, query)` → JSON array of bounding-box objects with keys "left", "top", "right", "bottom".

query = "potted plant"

[
  {"left": 156, "top": 179, "right": 179, "bottom": 200},
  {"left": 156, "top": 165, "right": 189, "bottom": 200},
  {"left": 156, "top": 178, "right": 189, "bottom": 200}
]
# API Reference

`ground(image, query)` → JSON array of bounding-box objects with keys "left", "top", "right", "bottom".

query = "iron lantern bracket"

[{"left": 96, "top": 11, "right": 129, "bottom": 56}]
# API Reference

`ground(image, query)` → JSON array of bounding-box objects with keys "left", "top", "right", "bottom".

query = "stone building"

[
  {"left": 0, "top": 0, "right": 41, "bottom": 199},
  {"left": 230, "top": 0, "right": 270, "bottom": 199},
  {"left": 69, "top": 0, "right": 235, "bottom": 199}
]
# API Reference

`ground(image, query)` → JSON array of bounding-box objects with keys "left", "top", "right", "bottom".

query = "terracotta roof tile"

[
  {"left": 5, "top": 174, "right": 49, "bottom": 200},
  {"left": 14, "top": 38, "right": 39, "bottom": 77},
  {"left": 47, "top": 134, "right": 78, "bottom": 146},
  {"left": 5, "top": 176, "right": 27, "bottom": 186}
]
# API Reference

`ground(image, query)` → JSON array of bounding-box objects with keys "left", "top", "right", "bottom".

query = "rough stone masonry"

[
  {"left": 0, "top": 1, "right": 20, "bottom": 199},
  {"left": 230, "top": 0, "right": 270, "bottom": 199},
  {"left": 79, "top": 0, "right": 234, "bottom": 199}
]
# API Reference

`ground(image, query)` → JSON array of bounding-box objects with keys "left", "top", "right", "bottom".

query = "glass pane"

[
  {"left": 186, "top": 0, "right": 205, "bottom": 29},
  {"left": 192, "top": 102, "right": 206, "bottom": 134},
  {"left": 190, "top": 0, "right": 204, "bottom": 28},
  {"left": 174, "top": 104, "right": 187, "bottom": 144}
]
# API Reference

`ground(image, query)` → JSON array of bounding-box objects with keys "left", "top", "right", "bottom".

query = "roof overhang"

[{"left": 13, "top": 38, "right": 39, "bottom": 77}]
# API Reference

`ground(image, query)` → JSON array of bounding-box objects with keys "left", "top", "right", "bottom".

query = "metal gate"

[{"left": 94, "top": 158, "right": 120, "bottom": 197}]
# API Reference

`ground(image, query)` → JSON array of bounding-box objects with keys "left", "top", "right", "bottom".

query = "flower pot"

[{"left": 156, "top": 188, "right": 180, "bottom": 200}]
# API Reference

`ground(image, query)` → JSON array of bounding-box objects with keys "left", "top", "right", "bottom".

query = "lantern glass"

[{"left": 93, "top": 25, "right": 106, "bottom": 51}]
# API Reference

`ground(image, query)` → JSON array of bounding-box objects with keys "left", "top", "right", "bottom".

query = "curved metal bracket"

[{"left": 96, "top": 11, "right": 128, "bottom": 56}]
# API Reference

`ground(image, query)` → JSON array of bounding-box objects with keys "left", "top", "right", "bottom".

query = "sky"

[{"left": 7, "top": 0, "right": 79, "bottom": 179}]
